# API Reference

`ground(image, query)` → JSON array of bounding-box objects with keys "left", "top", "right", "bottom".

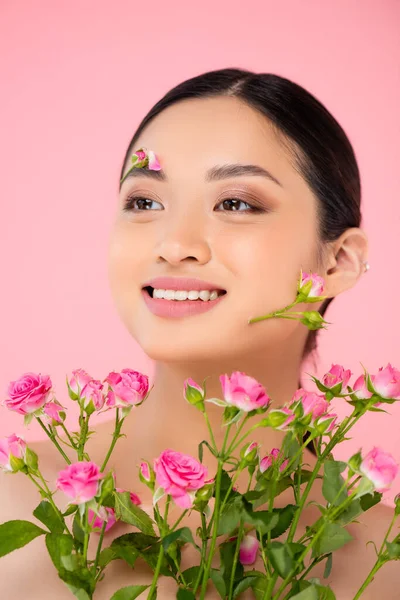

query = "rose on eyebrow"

[{"left": 120, "top": 147, "right": 162, "bottom": 185}]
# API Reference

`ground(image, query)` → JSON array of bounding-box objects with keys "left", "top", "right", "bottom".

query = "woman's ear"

[{"left": 322, "top": 227, "right": 369, "bottom": 299}]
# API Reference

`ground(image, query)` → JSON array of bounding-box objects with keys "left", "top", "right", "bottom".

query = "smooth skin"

[{"left": 1, "top": 96, "right": 399, "bottom": 599}]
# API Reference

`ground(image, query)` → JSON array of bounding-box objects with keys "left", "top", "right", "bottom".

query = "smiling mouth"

[{"left": 142, "top": 286, "right": 227, "bottom": 301}]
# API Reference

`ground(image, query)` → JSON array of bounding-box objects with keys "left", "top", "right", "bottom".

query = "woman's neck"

[{"left": 121, "top": 339, "right": 312, "bottom": 463}]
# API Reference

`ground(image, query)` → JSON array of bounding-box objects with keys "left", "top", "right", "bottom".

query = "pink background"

[{"left": 0, "top": 1, "right": 399, "bottom": 505}]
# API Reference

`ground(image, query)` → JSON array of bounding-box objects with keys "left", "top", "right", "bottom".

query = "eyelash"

[{"left": 122, "top": 194, "right": 267, "bottom": 214}]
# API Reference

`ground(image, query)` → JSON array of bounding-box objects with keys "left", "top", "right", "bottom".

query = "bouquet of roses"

[{"left": 1, "top": 269, "right": 400, "bottom": 600}]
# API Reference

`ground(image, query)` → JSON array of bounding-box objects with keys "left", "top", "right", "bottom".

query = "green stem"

[
  {"left": 60, "top": 423, "right": 78, "bottom": 450},
  {"left": 101, "top": 408, "right": 123, "bottom": 471},
  {"left": 36, "top": 417, "right": 71, "bottom": 464},
  {"left": 228, "top": 520, "right": 244, "bottom": 599},
  {"left": 29, "top": 471, "right": 72, "bottom": 536},
  {"left": 352, "top": 510, "right": 399, "bottom": 600},
  {"left": 83, "top": 508, "right": 89, "bottom": 563},
  {"left": 148, "top": 496, "right": 171, "bottom": 600},
  {"left": 192, "top": 512, "right": 209, "bottom": 595},
  {"left": 199, "top": 425, "right": 231, "bottom": 600},
  {"left": 93, "top": 520, "right": 107, "bottom": 575},
  {"left": 204, "top": 411, "right": 218, "bottom": 452},
  {"left": 78, "top": 408, "right": 90, "bottom": 461},
  {"left": 170, "top": 510, "right": 188, "bottom": 532}
]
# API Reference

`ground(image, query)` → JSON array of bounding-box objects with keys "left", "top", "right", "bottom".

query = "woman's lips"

[{"left": 141, "top": 287, "right": 227, "bottom": 319}]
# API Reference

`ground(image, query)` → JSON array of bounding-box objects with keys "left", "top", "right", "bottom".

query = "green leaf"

[
  {"left": 98, "top": 546, "right": 117, "bottom": 568},
  {"left": 249, "top": 576, "right": 268, "bottom": 600},
  {"left": 334, "top": 499, "right": 362, "bottom": 526},
  {"left": 46, "top": 533, "right": 94, "bottom": 595},
  {"left": 295, "top": 469, "right": 323, "bottom": 484},
  {"left": 242, "top": 506, "right": 279, "bottom": 535},
  {"left": 219, "top": 540, "right": 244, "bottom": 590},
  {"left": 265, "top": 541, "right": 294, "bottom": 578},
  {"left": 217, "top": 496, "right": 243, "bottom": 535},
  {"left": 210, "top": 568, "right": 226, "bottom": 599},
  {"left": 198, "top": 439, "right": 217, "bottom": 462},
  {"left": 233, "top": 576, "right": 260, "bottom": 598},
  {"left": 181, "top": 566, "right": 201, "bottom": 587},
  {"left": 323, "top": 553, "right": 333, "bottom": 578},
  {"left": 66, "top": 586, "right": 92, "bottom": 600},
  {"left": 386, "top": 541, "right": 400, "bottom": 559},
  {"left": 111, "top": 533, "right": 158, "bottom": 569},
  {"left": 0, "top": 520, "right": 46, "bottom": 557},
  {"left": 176, "top": 588, "right": 195, "bottom": 599},
  {"left": 45, "top": 532, "right": 75, "bottom": 571},
  {"left": 290, "top": 585, "right": 319, "bottom": 599},
  {"left": 72, "top": 511, "right": 85, "bottom": 545},
  {"left": 33, "top": 500, "right": 64, "bottom": 533},
  {"left": 114, "top": 491, "right": 156, "bottom": 536},
  {"left": 269, "top": 504, "right": 297, "bottom": 539},
  {"left": 253, "top": 477, "right": 293, "bottom": 508},
  {"left": 162, "top": 527, "right": 200, "bottom": 552},
  {"left": 312, "top": 523, "right": 353, "bottom": 557},
  {"left": 360, "top": 491, "right": 382, "bottom": 511},
  {"left": 322, "top": 461, "right": 348, "bottom": 506},
  {"left": 63, "top": 504, "right": 78, "bottom": 517},
  {"left": 110, "top": 585, "right": 150, "bottom": 599}
]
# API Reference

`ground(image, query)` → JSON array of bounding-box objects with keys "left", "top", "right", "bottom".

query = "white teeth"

[{"left": 150, "top": 288, "right": 223, "bottom": 301}]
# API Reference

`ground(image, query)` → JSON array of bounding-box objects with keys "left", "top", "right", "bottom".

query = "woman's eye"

[
  {"left": 215, "top": 198, "right": 264, "bottom": 213},
  {"left": 123, "top": 196, "right": 163, "bottom": 212}
]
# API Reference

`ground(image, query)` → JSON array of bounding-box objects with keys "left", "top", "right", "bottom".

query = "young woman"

[{"left": 1, "top": 68, "right": 398, "bottom": 599}]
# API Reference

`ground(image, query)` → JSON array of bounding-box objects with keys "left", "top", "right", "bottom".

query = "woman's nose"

[{"left": 154, "top": 215, "right": 212, "bottom": 266}]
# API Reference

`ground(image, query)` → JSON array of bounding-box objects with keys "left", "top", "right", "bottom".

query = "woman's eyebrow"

[{"left": 120, "top": 163, "right": 283, "bottom": 188}]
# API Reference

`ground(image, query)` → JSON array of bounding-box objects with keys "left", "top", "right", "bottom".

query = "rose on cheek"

[
  {"left": 4, "top": 372, "right": 52, "bottom": 415},
  {"left": 56, "top": 461, "right": 103, "bottom": 504},
  {"left": 154, "top": 449, "right": 208, "bottom": 509}
]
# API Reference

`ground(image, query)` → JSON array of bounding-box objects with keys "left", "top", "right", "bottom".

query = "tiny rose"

[
  {"left": 297, "top": 271, "right": 325, "bottom": 302},
  {"left": 263, "top": 407, "right": 296, "bottom": 431},
  {"left": 68, "top": 369, "right": 92, "bottom": 399},
  {"left": 56, "top": 461, "right": 103, "bottom": 504},
  {"left": 352, "top": 374, "right": 376, "bottom": 402},
  {"left": 0, "top": 434, "right": 27, "bottom": 472},
  {"left": 183, "top": 378, "right": 205, "bottom": 411},
  {"left": 240, "top": 442, "right": 260, "bottom": 465},
  {"left": 220, "top": 371, "right": 271, "bottom": 413},
  {"left": 239, "top": 534, "right": 259, "bottom": 565},
  {"left": 259, "top": 447, "right": 288, "bottom": 474},
  {"left": 43, "top": 401, "right": 66, "bottom": 425},
  {"left": 154, "top": 449, "right": 208, "bottom": 509},
  {"left": 4, "top": 372, "right": 52, "bottom": 415},
  {"left": 370, "top": 363, "right": 400, "bottom": 400},
  {"left": 104, "top": 369, "right": 149, "bottom": 411},
  {"left": 314, "top": 413, "right": 338, "bottom": 434},
  {"left": 323, "top": 364, "right": 352, "bottom": 394},
  {"left": 292, "top": 388, "right": 329, "bottom": 423},
  {"left": 80, "top": 380, "right": 105, "bottom": 414},
  {"left": 88, "top": 506, "right": 117, "bottom": 533},
  {"left": 116, "top": 487, "right": 141, "bottom": 506},
  {"left": 359, "top": 447, "right": 399, "bottom": 493}
]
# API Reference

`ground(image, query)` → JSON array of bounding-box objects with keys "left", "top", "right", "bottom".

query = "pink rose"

[
  {"left": 43, "top": 401, "right": 66, "bottom": 425},
  {"left": 69, "top": 369, "right": 93, "bottom": 397},
  {"left": 88, "top": 506, "right": 117, "bottom": 533},
  {"left": 371, "top": 363, "right": 400, "bottom": 400},
  {"left": 88, "top": 488, "right": 141, "bottom": 533},
  {"left": 260, "top": 447, "right": 289, "bottom": 473},
  {"left": 353, "top": 374, "right": 376, "bottom": 401},
  {"left": 292, "top": 388, "right": 329, "bottom": 422},
  {"left": 323, "top": 364, "right": 352, "bottom": 392},
  {"left": 239, "top": 534, "right": 259, "bottom": 565},
  {"left": 314, "top": 413, "right": 338, "bottom": 433},
  {"left": 56, "top": 461, "right": 103, "bottom": 504},
  {"left": 4, "top": 372, "right": 52, "bottom": 415},
  {"left": 298, "top": 272, "right": 325, "bottom": 299},
  {"left": 220, "top": 371, "right": 271, "bottom": 412},
  {"left": 360, "top": 447, "right": 399, "bottom": 493},
  {"left": 80, "top": 380, "right": 105, "bottom": 412},
  {"left": 154, "top": 449, "right": 208, "bottom": 509},
  {"left": 104, "top": 369, "right": 149, "bottom": 410},
  {"left": 0, "top": 434, "right": 26, "bottom": 472}
]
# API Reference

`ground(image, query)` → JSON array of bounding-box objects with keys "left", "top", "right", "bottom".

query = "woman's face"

[{"left": 108, "top": 96, "right": 322, "bottom": 363}]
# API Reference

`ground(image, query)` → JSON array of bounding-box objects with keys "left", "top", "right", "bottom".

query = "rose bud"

[
  {"left": 0, "top": 434, "right": 27, "bottom": 473},
  {"left": 43, "top": 401, "right": 66, "bottom": 426},
  {"left": 104, "top": 369, "right": 149, "bottom": 416},
  {"left": 239, "top": 534, "right": 259, "bottom": 565},
  {"left": 359, "top": 447, "right": 399, "bottom": 493},
  {"left": 183, "top": 378, "right": 205, "bottom": 412},
  {"left": 80, "top": 380, "right": 105, "bottom": 415},
  {"left": 88, "top": 506, "right": 117, "bottom": 533},
  {"left": 139, "top": 459, "right": 155, "bottom": 490},
  {"left": 220, "top": 371, "right": 271, "bottom": 413},
  {"left": 240, "top": 441, "right": 260, "bottom": 466},
  {"left": 67, "top": 369, "right": 92, "bottom": 401},
  {"left": 296, "top": 271, "right": 326, "bottom": 303}
]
